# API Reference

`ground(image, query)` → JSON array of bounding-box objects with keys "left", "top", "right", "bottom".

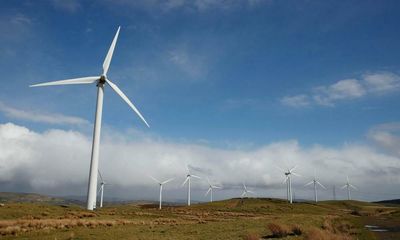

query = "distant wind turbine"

[
  {"left": 30, "top": 27, "right": 150, "bottom": 210},
  {"left": 304, "top": 170, "right": 326, "bottom": 203},
  {"left": 150, "top": 176, "right": 174, "bottom": 210},
  {"left": 182, "top": 166, "right": 201, "bottom": 206},
  {"left": 240, "top": 183, "right": 255, "bottom": 198},
  {"left": 341, "top": 176, "right": 357, "bottom": 200},
  {"left": 205, "top": 178, "right": 222, "bottom": 202},
  {"left": 97, "top": 170, "right": 110, "bottom": 208},
  {"left": 278, "top": 166, "right": 300, "bottom": 204}
]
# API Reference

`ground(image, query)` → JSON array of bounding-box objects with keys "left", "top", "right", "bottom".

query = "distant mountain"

[
  {"left": 0, "top": 192, "right": 62, "bottom": 203},
  {"left": 375, "top": 199, "right": 400, "bottom": 205}
]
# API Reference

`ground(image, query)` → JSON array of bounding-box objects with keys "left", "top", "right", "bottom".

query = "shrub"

[
  {"left": 267, "top": 223, "right": 289, "bottom": 238},
  {"left": 292, "top": 225, "right": 302, "bottom": 235},
  {"left": 243, "top": 233, "right": 259, "bottom": 240}
]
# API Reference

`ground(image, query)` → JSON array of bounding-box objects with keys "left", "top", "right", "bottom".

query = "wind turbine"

[
  {"left": 240, "top": 183, "right": 255, "bottom": 198},
  {"left": 149, "top": 176, "right": 174, "bottom": 210},
  {"left": 30, "top": 27, "right": 150, "bottom": 210},
  {"left": 304, "top": 170, "right": 326, "bottom": 203},
  {"left": 98, "top": 170, "right": 110, "bottom": 208},
  {"left": 205, "top": 178, "right": 221, "bottom": 202},
  {"left": 341, "top": 176, "right": 357, "bottom": 200},
  {"left": 182, "top": 166, "right": 201, "bottom": 206},
  {"left": 279, "top": 166, "right": 300, "bottom": 204}
]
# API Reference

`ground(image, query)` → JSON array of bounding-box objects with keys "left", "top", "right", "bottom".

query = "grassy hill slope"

[{"left": 0, "top": 196, "right": 398, "bottom": 239}]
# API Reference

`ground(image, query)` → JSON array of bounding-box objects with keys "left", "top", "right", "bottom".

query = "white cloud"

[
  {"left": 103, "top": 0, "right": 268, "bottom": 13},
  {"left": 313, "top": 79, "right": 366, "bottom": 106},
  {"left": 363, "top": 72, "right": 400, "bottom": 93},
  {"left": 168, "top": 47, "right": 207, "bottom": 79},
  {"left": 368, "top": 122, "right": 400, "bottom": 156},
  {"left": 0, "top": 122, "right": 399, "bottom": 201},
  {"left": 282, "top": 72, "right": 400, "bottom": 107},
  {"left": 0, "top": 102, "right": 89, "bottom": 126},
  {"left": 50, "top": 0, "right": 82, "bottom": 13},
  {"left": 280, "top": 94, "right": 310, "bottom": 107}
]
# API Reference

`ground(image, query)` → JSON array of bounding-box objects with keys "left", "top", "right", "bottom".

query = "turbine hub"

[{"left": 99, "top": 75, "right": 106, "bottom": 84}]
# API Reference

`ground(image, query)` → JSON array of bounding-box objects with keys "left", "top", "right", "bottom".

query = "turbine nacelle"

[{"left": 99, "top": 75, "right": 107, "bottom": 84}]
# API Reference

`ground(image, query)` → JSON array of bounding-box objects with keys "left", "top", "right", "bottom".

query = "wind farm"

[{"left": 1, "top": 1, "right": 400, "bottom": 240}]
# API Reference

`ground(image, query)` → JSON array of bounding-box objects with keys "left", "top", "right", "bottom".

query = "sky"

[{"left": 0, "top": 0, "right": 400, "bottom": 202}]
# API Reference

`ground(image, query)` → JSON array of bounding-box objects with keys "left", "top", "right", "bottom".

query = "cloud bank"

[{"left": 0, "top": 122, "right": 399, "bottom": 201}]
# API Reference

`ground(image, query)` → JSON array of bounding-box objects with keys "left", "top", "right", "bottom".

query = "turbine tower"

[
  {"left": 98, "top": 170, "right": 109, "bottom": 208},
  {"left": 182, "top": 166, "right": 200, "bottom": 206},
  {"left": 150, "top": 176, "right": 174, "bottom": 210},
  {"left": 30, "top": 27, "right": 149, "bottom": 210},
  {"left": 304, "top": 170, "right": 326, "bottom": 203},
  {"left": 240, "top": 183, "right": 255, "bottom": 198},
  {"left": 205, "top": 178, "right": 221, "bottom": 202},
  {"left": 341, "top": 176, "right": 357, "bottom": 200},
  {"left": 279, "top": 166, "right": 300, "bottom": 204}
]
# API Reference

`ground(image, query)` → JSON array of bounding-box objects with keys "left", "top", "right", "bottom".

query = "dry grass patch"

[
  {"left": 306, "top": 227, "right": 352, "bottom": 240},
  {"left": 0, "top": 219, "right": 134, "bottom": 236},
  {"left": 267, "top": 223, "right": 290, "bottom": 238},
  {"left": 243, "top": 233, "right": 259, "bottom": 240}
]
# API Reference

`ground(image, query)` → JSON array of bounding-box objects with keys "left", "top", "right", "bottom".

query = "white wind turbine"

[
  {"left": 30, "top": 27, "right": 150, "bottom": 210},
  {"left": 182, "top": 166, "right": 201, "bottom": 206},
  {"left": 341, "top": 176, "right": 357, "bottom": 200},
  {"left": 240, "top": 183, "right": 255, "bottom": 198},
  {"left": 304, "top": 170, "right": 326, "bottom": 203},
  {"left": 278, "top": 166, "right": 300, "bottom": 204},
  {"left": 98, "top": 170, "right": 110, "bottom": 208},
  {"left": 149, "top": 176, "right": 174, "bottom": 210},
  {"left": 205, "top": 178, "right": 222, "bottom": 202}
]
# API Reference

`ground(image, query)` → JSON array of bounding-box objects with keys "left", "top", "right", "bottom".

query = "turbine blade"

[
  {"left": 290, "top": 165, "right": 297, "bottom": 172},
  {"left": 292, "top": 172, "right": 301, "bottom": 177},
  {"left": 162, "top": 178, "right": 174, "bottom": 185},
  {"left": 317, "top": 181, "right": 326, "bottom": 189},
  {"left": 349, "top": 184, "right": 357, "bottom": 190},
  {"left": 106, "top": 79, "right": 150, "bottom": 127},
  {"left": 243, "top": 183, "right": 247, "bottom": 190},
  {"left": 213, "top": 185, "right": 222, "bottom": 189},
  {"left": 275, "top": 166, "right": 285, "bottom": 172},
  {"left": 205, "top": 188, "right": 211, "bottom": 196},
  {"left": 149, "top": 175, "right": 160, "bottom": 184},
  {"left": 30, "top": 76, "right": 99, "bottom": 87},
  {"left": 248, "top": 190, "right": 256, "bottom": 195},
  {"left": 98, "top": 170, "right": 104, "bottom": 182},
  {"left": 283, "top": 176, "right": 289, "bottom": 184},
  {"left": 181, "top": 177, "right": 189, "bottom": 187},
  {"left": 103, "top": 26, "right": 120, "bottom": 76},
  {"left": 191, "top": 174, "right": 201, "bottom": 179},
  {"left": 304, "top": 181, "right": 313, "bottom": 187},
  {"left": 341, "top": 185, "right": 347, "bottom": 189},
  {"left": 206, "top": 177, "right": 211, "bottom": 186},
  {"left": 240, "top": 191, "right": 246, "bottom": 197}
]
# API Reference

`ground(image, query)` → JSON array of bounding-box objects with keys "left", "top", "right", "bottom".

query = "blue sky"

[{"left": 0, "top": 0, "right": 400, "bottom": 201}]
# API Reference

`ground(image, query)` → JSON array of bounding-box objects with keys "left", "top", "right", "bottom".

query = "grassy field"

[{"left": 0, "top": 197, "right": 399, "bottom": 239}]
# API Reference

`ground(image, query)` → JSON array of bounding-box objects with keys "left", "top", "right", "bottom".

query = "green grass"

[{"left": 0, "top": 198, "right": 398, "bottom": 239}]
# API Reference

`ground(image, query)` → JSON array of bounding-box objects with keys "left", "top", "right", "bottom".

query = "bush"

[
  {"left": 292, "top": 225, "right": 302, "bottom": 235},
  {"left": 243, "top": 233, "right": 259, "bottom": 240},
  {"left": 267, "top": 223, "right": 289, "bottom": 238}
]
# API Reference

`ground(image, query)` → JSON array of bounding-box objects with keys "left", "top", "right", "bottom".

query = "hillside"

[{"left": 0, "top": 196, "right": 399, "bottom": 239}]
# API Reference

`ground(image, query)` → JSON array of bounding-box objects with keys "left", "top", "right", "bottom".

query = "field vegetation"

[{"left": 0, "top": 197, "right": 398, "bottom": 239}]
